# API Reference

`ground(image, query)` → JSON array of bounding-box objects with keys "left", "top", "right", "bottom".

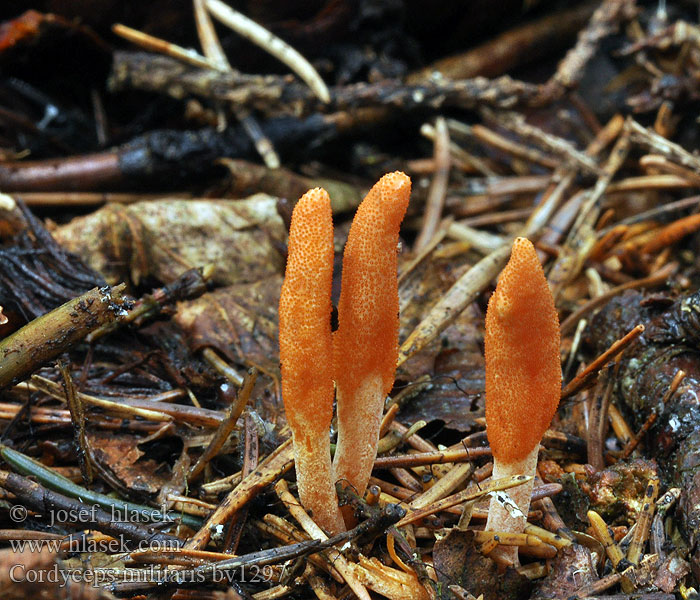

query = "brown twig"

[
  {"left": 187, "top": 368, "right": 257, "bottom": 482},
  {"left": 0, "top": 285, "right": 128, "bottom": 388},
  {"left": 619, "top": 370, "right": 686, "bottom": 459},
  {"left": 561, "top": 324, "right": 645, "bottom": 399},
  {"left": 0, "top": 470, "right": 181, "bottom": 547},
  {"left": 414, "top": 117, "right": 450, "bottom": 252},
  {"left": 224, "top": 411, "right": 260, "bottom": 554},
  {"left": 559, "top": 263, "right": 676, "bottom": 335}
]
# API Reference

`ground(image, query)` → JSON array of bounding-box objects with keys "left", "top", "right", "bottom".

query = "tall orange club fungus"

[
  {"left": 279, "top": 188, "right": 344, "bottom": 534},
  {"left": 333, "top": 172, "right": 411, "bottom": 505},
  {"left": 485, "top": 237, "right": 561, "bottom": 565}
]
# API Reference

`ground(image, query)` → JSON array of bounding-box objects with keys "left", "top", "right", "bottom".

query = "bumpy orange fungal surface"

[
  {"left": 485, "top": 237, "right": 561, "bottom": 464},
  {"left": 333, "top": 171, "right": 411, "bottom": 397},
  {"left": 279, "top": 187, "right": 334, "bottom": 433},
  {"left": 279, "top": 188, "right": 344, "bottom": 533},
  {"left": 333, "top": 171, "right": 411, "bottom": 494}
]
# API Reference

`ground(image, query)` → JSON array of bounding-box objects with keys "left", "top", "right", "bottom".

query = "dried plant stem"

[
  {"left": 30, "top": 375, "right": 173, "bottom": 422},
  {"left": 627, "top": 477, "right": 659, "bottom": 565},
  {"left": 397, "top": 475, "right": 532, "bottom": 528},
  {"left": 415, "top": 117, "right": 450, "bottom": 252},
  {"left": 449, "top": 119, "right": 557, "bottom": 169},
  {"left": 58, "top": 361, "right": 92, "bottom": 484},
  {"left": 374, "top": 446, "right": 491, "bottom": 469},
  {"left": 193, "top": 0, "right": 231, "bottom": 71},
  {"left": 628, "top": 118, "right": 700, "bottom": 172},
  {"left": 446, "top": 220, "right": 505, "bottom": 253},
  {"left": 205, "top": 0, "right": 330, "bottom": 103},
  {"left": 112, "top": 23, "right": 221, "bottom": 71},
  {"left": 640, "top": 154, "right": 700, "bottom": 185},
  {"left": 274, "top": 480, "right": 371, "bottom": 600},
  {"left": 562, "top": 324, "right": 644, "bottom": 399},
  {"left": 186, "top": 438, "right": 294, "bottom": 549},
  {"left": 408, "top": 463, "right": 474, "bottom": 510},
  {"left": 188, "top": 368, "right": 257, "bottom": 482},
  {"left": 202, "top": 346, "right": 244, "bottom": 385},
  {"left": 0, "top": 285, "right": 127, "bottom": 389},
  {"left": 481, "top": 110, "right": 598, "bottom": 173},
  {"left": 587, "top": 373, "right": 615, "bottom": 471}
]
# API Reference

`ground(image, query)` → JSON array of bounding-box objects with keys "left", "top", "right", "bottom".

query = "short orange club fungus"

[
  {"left": 485, "top": 236, "right": 561, "bottom": 565},
  {"left": 279, "top": 188, "right": 344, "bottom": 534},
  {"left": 333, "top": 172, "right": 411, "bottom": 505}
]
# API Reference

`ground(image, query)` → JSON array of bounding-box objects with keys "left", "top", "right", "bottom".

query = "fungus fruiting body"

[
  {"left": 332, "top": 172, "right": 411, "bottom": 504},
  {"left": 484, "top": 236, "right": 561, "bottom": 564},
  {"left": 279, "top": 188, "right": 344, "bottom": 534}
]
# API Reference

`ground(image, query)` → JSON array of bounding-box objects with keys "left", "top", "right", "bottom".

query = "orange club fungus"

[
  {"left": 279, "top": 188, "right": 344, "bottom": 534},
  {"left": 484, "top": 236, "right": 561, "bottom": 565},
  {"left": 333, "top": 172, "right": 411, "bottom": 514},
  {"left": 279, "top": 173, "right": 411, "bottom": 533}
]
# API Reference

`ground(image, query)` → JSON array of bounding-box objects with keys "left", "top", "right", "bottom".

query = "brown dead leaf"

[
  {"left": 173, "top": 277, "right": 285, "bottom": 428},
  {"left": 53, "top": 196, "right": 286, "bottom": 288},
  {"left": 88, "top": 431, "right": 168, "bottom": 494},
  {"left": 173, "top": 277, "right": 281, "bottom": 375}
]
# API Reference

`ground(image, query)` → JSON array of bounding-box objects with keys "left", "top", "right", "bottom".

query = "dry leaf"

[{"left": 53, "top": 196, "right": 285, "bottom": 288}]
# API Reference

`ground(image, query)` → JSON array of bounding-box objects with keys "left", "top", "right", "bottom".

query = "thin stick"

[
  {"left": 640, "top": 154, "right": 700, "bottom": 186},
  {"left": 587, "top": 373, "right": 614, "bottom": 471},
  {"left": 608, "top": 403, "right": 634, "bottom": 446},
  {"left": 560, "top": 263, "right": 676, "bottom": 335},
  {"left": 407, "top": 463, "right": 474, "bottom": 510},
  {"left": 274, "top": 480, "right": 371, "bottom": 600},
  {"left": 58, "top": 361, "right": 93, "bottom": 484},
  {"left": 396, "top": 475, "right": 532, "bottom": 527},
  {"left": 606, "top": 174, "right": 694, "bottom": 193},
  {"left": 619, "top": 370, "right": 686, "bottom": 459},
  {"left": 224, "top": 412, "right": 260, "bottom": 554},
  {"left": 561, "top": 324, "right": 644, "bottom": 399},
  {"left": 481, "top": 110, "right": 598, "bottom": 173},
  {"left": 374, "top": 447, "right": 491, "bottom": 469},
  {"left": 627, "top": 477, "right": 659, "bottom": 564},
  {"left": 205, "top": 0, "right": 330, "bottom": 103},
  {"left": 415, "top": 117, "right": 450, "bottom": 252},
  {"left": 193, "top": 0, "right": 231, "bottom": 70},
  {"left": 112, "top": 23, "right": 223, "bottom": 71},
  {"left": 30, "top": 375, "right": 173, "bottom": 423},
  {"left": 202, "top": 347, "right": 244, "bottom": 385},
  {"left": 188, "top": 368, "right": 257, "bottom": 482}
]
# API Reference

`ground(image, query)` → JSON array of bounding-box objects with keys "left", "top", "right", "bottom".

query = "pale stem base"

[
  {"left": 293, "top": 429, "right": 345, "bottom": 535},
  {"left": 333, "top": 376, "right": 384, "bottom": 499},
  {"left": 485, "top": 445, "right": 539, "bottom": 567}
]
